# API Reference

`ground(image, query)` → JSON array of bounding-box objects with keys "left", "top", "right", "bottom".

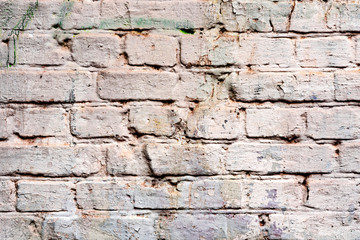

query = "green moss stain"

[{"left": 179, "top": 28, "right": 195, "bottom": 34}]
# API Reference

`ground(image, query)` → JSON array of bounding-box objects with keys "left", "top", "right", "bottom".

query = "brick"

[
  {"left": 186, "top": 103, "right": 241, "bottom": 140},
  {"left": 355, "top": 36, "right": 360, "bottom": 63},
  {"left": 17, "top": 181, "right": 75, "bottom": 212},
  {"left": 126, "top": 34, "right": 178, "bottom": 66},
  {"left": 71, "top": 107, "right": 128, "bottom": 138},
  {"left": 267, "top": 212, "right": 360, "bottom": 239},
  {"left": 129, "top": 105, "right": 181, "bottom": 137},
  {"left": 0, "top": 70, "right": 97, "bottom": 103},
  {"left": 335, "top": 71, "right": 360, "bottom": 101},
  {"left": 158, "top": 213, "right": 261, "bottom": 240},
  {"left": 0, "top": 42, "right": 7, "bottom": 67},
  {"left": 14, "top": 108, "right": 67, "bottom": 137},
  {"left": 0, "top": 215, "right": 42, "bottom": 240},
  {"left": 0, "top": 109, "right": 7, "bottom": 139},
  {"left": 0, "top": 180, "right": 15, "bottom": 211},
  {"left": 72, "top": 33, "right": 122, "bottom": 67},
  {"left": 221, "top": 0, "right": 293, "bottom": 32},
  {"left": 9, "top": 33, "right": 70, "bottom": 65},
  {"left": 181, "top": 34, "right": 240, "bottom": 66},
  {"left": 226, "top": 143, "right": 336, "bottom": 174},
  {"left": 245, "top": 178, "right": 304, "bottom": 210},
  {"left": 289, "top": 1, "right": 333, "bottom": 32},
  {"left": 107, "top": 143, "right": 150, "bottom": 176},
  {"left": 99, "top": 0, "right": 220, "bottom": 30},
  {"left": 146, "top": 143, "right": 225, "bottom": 176},
  {"left": 238, "top": 36, "right": 295, "bottom": 68},
  {"left": 177, "top": 73, "right": 213, "bottom": 101},
  {"left": 246, "top": 108, "right": 305, "bottom": 138},
  {"left": 77, "top": 181, "right": 133, "bottom": 210},
  {"left": 306, "top": 177, "right": 360, "bottom": 211},
  {"left": 229, "top": 72, "right": 334, "bottom": 102},
  {"left": 0, "top": 146, "right": 104, "bottom": 176},
  {"left": 43, "top": 214, "right": 157, "bottom": 240},
  {"left": 296, "top": 37, "right": 352, "bottom": 68},
  {"left": 306, "top": 107, "right": 360, "bottom": 140},
  {"left": 339, "top": 143, "right": 360, "bottom": 173},
  {"left": 336, "top": 4, "right": 360, "bottom": 31},
  {"left": 97, "top": 70, "right": 179, "bottom": 101}
]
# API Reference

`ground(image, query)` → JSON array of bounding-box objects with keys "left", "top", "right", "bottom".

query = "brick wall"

[{"left": 1, "top": 0, "right": 360, "bottom": 239}]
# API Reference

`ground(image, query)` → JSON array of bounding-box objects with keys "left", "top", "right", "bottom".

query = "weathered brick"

[
  {"left": 290, "top": 1, "right": 333, "bottom": 32},
  {"left": 221, "top": 0, "right": 293, "bottom": 32},
  {"left": 335, "top": 71, "right": 360, "bottom": 101},
  {"left": 186, "top": 103, "right": 241, "bottom": 140},
  {"left": 146, "top": 143, "right": 225, "bottom": 176},
  {"left": 14, "top": 108, "right": 67, "bottom": 137},
  {"left": 238, "top": 36, "right": 295, "bottom": 67},
  {"left": 181, "top": 34, "right": 240, "bottom": 66},
  {"left": 0, "top": 70, "right": 97, "bottom": 103},
  {"left": 229, "top": 72, "right": 334, "bottom": 102},
  {"left": 72, "top": 33, "right": 122, "bottom": 67},
  {"left": 339, "top": 143, "right": 360, "bottom": 173},
  {"left": 9, "top": 33, "right": 70, "bottom": 65},
  {"left": 97, "top": 70, "right": 179, "bottom": 101},
  {"left": 336, "top": 3, "right": 360, "bottom": 31},
  {"left": 158, "top": 213, "right": 261, "bottom": 240},
  {"left": 226, "top": 143, "right": 336, "bottom": 174},
  {"left": 107, "top": 143, "right": 150, "bottom": 176},
  {"left": 0, "top": 109, "right": 7, "bottom": 139},
  {"left": 129, "top": 105, "right": 181, "bottom": 137},
  {"left": 0, "top": 180, "right": 15, "bottom": 211},
  {"left": 0, "top": 146, "right": 104, "bottom": 176},
  {"left": 306, "top": 107, "right": 360, "bottom": 140},
  {"left": 245, "top": 178, "right": 304, "bottom": 210},
  {"left": 296, "top": 37, "right": 352, "bottom": 68},
  {"left": 43, "top": 214, "right": 157, "bottom": 240},
  {"left": 267, "top": 212, "right": 360, "bottom": 239},
  {"left": 0, "top": 42, "right": 7, "bottom": 67},
  {"left": 355, "top": 36, "right": 360, "bottom": 63},
  {"left": 246, "top": 108, "right": 306, "bottom": 138},
  {"left": 17, "top": 181, "right": 75, "bottom": 212},
  {"left": 99, "top": 0, "right": 220, "bottom": 30},
  {"left": 71, "top": 107, "right": 128, "bottom": 138},
  {"left": 126, "top": 34, "right": 178, "bottom": 66},
  {"left": 134, "top": 180, "right": 241, "bottom": 209},
  {"left": 77, "top": 181, "right": 133, "bottom": 210},
  {"left": 177, "top": 73, "right": 213, "bottom": 101},
  {"left": 0, "top": 215, "right": 42, "bottom": 240},
  {"left": 306, "top": 177, "right": 360, "bottom": 211}
]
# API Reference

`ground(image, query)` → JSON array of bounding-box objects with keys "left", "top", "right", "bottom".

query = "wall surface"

[{"left": 1, "top": 0, "right": 360, "bottom": 239}]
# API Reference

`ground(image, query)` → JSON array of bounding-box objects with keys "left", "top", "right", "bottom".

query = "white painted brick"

[
  {"left": 0, "top": 109, "right": 7, "bottom": 139},
  {"left": 77, "top": 181, "right": 133, "bottom": 210},
  {"left": 339, "top": 143, "right": 360, "bottom": 173},
  {"left": 9, "top": 33, "right": 70, "bottom": 65},
  {"left": 0, "top": 215, "right": 42, "bottom": 240},
  {"left": 306, "top": 107, "right": 360, "bottom": 140},
  {"left": 229, "top": 72, "right": 334, "bottom": 102},
  {"left": 245, "top": 178, "right": 304, "bottom": 210},
  {"left": 146, "top": 143, "right": 225, "bottom": 176},
  {"left": 129, "top": 105, "right": 181, "bottom": 137},
  {"left": 71, "top": 107, "right": 128, "bottom": 138},
  {"left": 186, "top": 103, "right": 242, "bottom": 140},
  {"left": 17, "top": 181, "right": 75, "bottom": 212},
  {"left": 238, "top": 36, "right": 295, "bottom": 67},
  {"left": 0, "top": 70, "right": 97, "bottom": 103},
  {"left": 0, "top": 180, "right": 15, "bottom": 211},
  {"left": 246, "top": 108, "right": 306, "bottom": 138},
  {"left": 0, "top": 42, "right": 7, "bottom": 67},
  {"left": 15, "top": 108, "right": 67, "bottom": 137},
  {"left": 107, "top": 143, "right": 150, "bottom": 176},
  {"left": 97, "top": 70, "right": 179, "bottom": 101},
  {"left": 226, "top": 143, "right": 336, "bottom": 174},
  {"left": 177, "top": 73, "right": 213, "bottom": 101},
  {"left": 126, "top": 34, "right": 178, "bottom": 66},
  {"left": 181, "top": 34, "right": 240, "bottom": 66},
  {"left": 296, "top": 37, "right": 352, "bottom": 68},
  {"left": 335, "top": 71, "right": 360, "bottom": 101},
  {"left": 306, "top": 177, "right": 360, "bottom": 211},
  {"left": 0, "top": 146, "right": 104, "bottom": 176},
  {"left": 72, "top": 33, "right": 122, "bottom": 67}
]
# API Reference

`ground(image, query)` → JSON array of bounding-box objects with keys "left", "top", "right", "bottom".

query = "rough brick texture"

[{"left": 0, "top": 0, "right": 359, "bottom": 239}]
